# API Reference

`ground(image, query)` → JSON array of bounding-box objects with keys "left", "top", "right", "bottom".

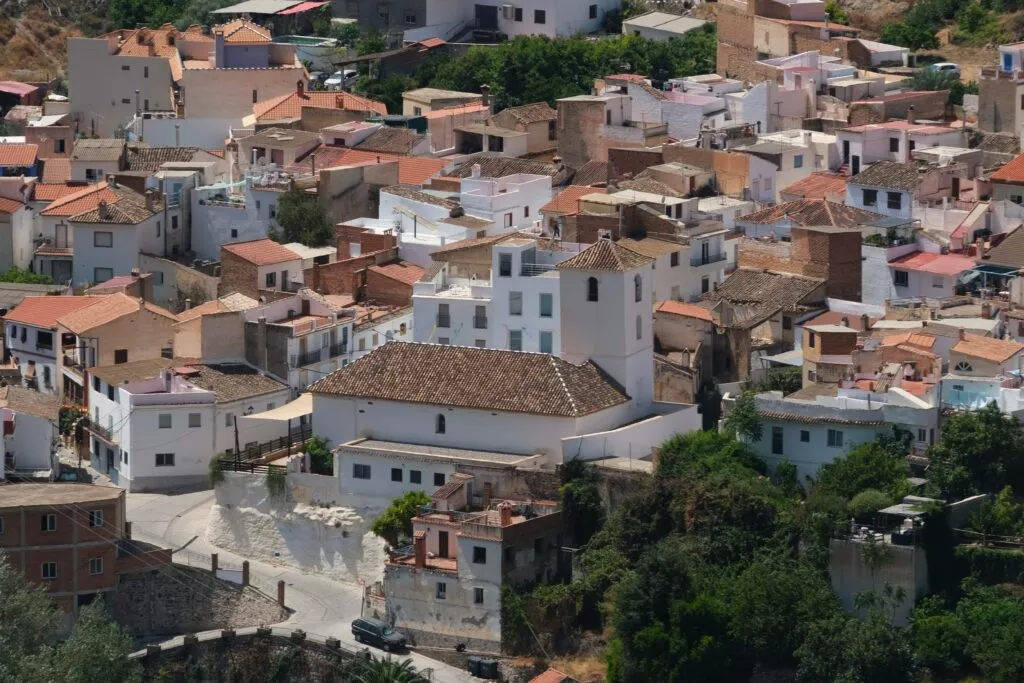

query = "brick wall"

[
  {"left": 608, "top": 147, "right": 664, "bottom": 180},
  {"left": 739, "top": 238, "right": 793, "bottom": 271},
  {"left": 219, "top": 250, "right": 259, "bottom": 299},
  {"left": 563, "top": 213, "right": 621, "bottom": 243},
  {"left": 558, "top": 100, "right": 605, "bottom": 169},
  {"left": 365, "top": 268, "right": 413, "bottom": 306},
  {"left": 791, "top": 228, "right": 862, "bottom": 301},
  {"left": 306, "top": 248, "right": 399, "bottom": 296},
  {"left": 335, "top": 224, "right": 397, "bottom": 258}
]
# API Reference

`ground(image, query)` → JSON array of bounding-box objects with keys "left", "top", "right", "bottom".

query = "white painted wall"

[{"left": 6, "top": 321, "right": 58, "bottom": 394}]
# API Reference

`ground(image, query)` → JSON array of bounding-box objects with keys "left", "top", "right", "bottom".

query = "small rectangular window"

[
  {"left": 42, "top": 562, "right": 57, "bottom": 580},
  {"left": 436, "top": 582, "right": 447, "bottom": 599},
  {"left": 41, "top": 514, "right": 56, "bottom": 532},
  {"left": 188, "top": 413, "right": 201, "bottom": 428},
  {"left": 144, "top": 65, "right": 149, "bottom": 78},
  {"left": 155, "top": 453, "right": 175, "bottom": 466},
  {"left": 509, "top": 329, "right": 522, "bottom": 351},
  {"left": 800, "top": 430, "right": 810, "bottom": 442},
  {"left": 540, "top": 330, "right": 553, "bottom": 354},
  {"left": 266, "top": 272, "right": 276, "bottom": 288},
  {"left": 827, "top": 429, "right": 844, "bottom": 448},
  {"left": 894, "top": 270, "right": 909, "bottom": 287},
  {"left": 887, "top": 191, "right": 902, "bottom": 211},
  {"left": 121, "top": 98, "right": 131, "bottom": 105},
  {"left": 862, "top": 189, "right": 877, "bottom": 206},
  {"left": 94, "top": 231, "right": 113, "bottom": 247},
  {"left": 474, "top": 587, "right": 484, "bottom": 604},
  {"left": 89, "top": 557, "right": 104, "bottom": 575},
  {"left": 94, "top": 268, "right": 113, "bottom": 283},
  {"left": 353, "top": 463, "right": 371, "bottom": 480},
  {"left": 472, "top": 546, "right": 487, "bottom": 564},
  {"left": 89, "top": 510, "right": 103, "bottom": 527},
  {"left": 889, "top": 137, "right": 900, "bottom": 153},
  {"left": 410, "top": 470, "right": 422, "bottom": 484},
  {"left": 539, "top": 293, "right": 553, "bottom": 318},
  {"left": 509, "top": 291, "right": 523, "bottom": 316},
  {"left": 434, "top": 472, "right": 445, "bottom": 486},
  {"left": 121, "top": 65, "right": 130, "bottom": 71},
  {"left": 499, "top": 253, "right": 512, "bottom": 277},
  {"left": 793, "top": 154, "right": 803, "bottom": 169},
  {"left": 932, "top": 275, "right": 944, "bottom": 288},
  {"left": 771, "top": 426, "right": 784, "bottom": 455},
  {"left": 514, "top": 7, "right": 523, "bottom": 21},
  {"left": 158, "top": 414, "right": 171, "bottom": 429},
  {"left": 918, "top": 428, "right": 927, "bottom": 442},
  {"left": 534, "top": 9, "right": 546, "bottom": 23},
  {"left": 225, "top": 412, "right": 234, "bottom": 428},
  {"left": 670, "top": 252, "right": 680, "bottom": 267},
  {"left": 391, "top": 467, "right": 403, "bottom": 482},
  {"left": 589, "top": 4, "right": 597, "bottom": 18},
  {"left": 252, "top": 89, "right": 258, "bottom": 104}
]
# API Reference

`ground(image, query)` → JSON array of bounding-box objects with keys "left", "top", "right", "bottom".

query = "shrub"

[
  {"left": 848, "top": 489, "right": 893, "bottom": 520},
  {"left": 266, "top": 468, "right": 286, "bottom": 498}
]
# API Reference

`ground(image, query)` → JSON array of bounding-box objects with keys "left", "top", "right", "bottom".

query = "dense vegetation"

[
  {"left": 505, "top": 404, "right": 1024, "bottom": 681},
  {"left": 0, "top": 267, "right": 54, "bottom": 285},
  {"left": 268, "top": 184, "right": 334, "bottom": 247},
  {"left": 881, "top": 0, "right": 1005, "bottom": 49}
]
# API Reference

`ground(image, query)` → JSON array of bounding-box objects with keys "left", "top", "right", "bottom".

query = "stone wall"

[
  {"left": 114, "top": 565, "right": 289, "bottom": 637},
  {"left": 219, "top": 250, "right": 259, "bottom": 300},
  {"left": 364, "top": 267, "right": 413, "bottom": 306}
]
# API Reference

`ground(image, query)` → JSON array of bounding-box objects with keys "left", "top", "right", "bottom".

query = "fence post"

[
  {"left": 277, "top": 580, "right": 285, "bottom": 607},
  {"left": 242, "top": 560, "right": 250, "bottom": 586},
  {"left": 211, "top": 553, "right": 218, "bottom": 574}
]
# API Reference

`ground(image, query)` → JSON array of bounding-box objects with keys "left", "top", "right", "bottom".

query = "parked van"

[{"left": 351, "top": 617, "right": 407, "bottom": 652}]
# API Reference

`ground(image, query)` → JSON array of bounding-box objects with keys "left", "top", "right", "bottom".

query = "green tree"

[
  {"left": 356, "top": 29, "right": 388, "bottom": 56},
  {"left": 928, "top": 402, "right": 1024, "bottom": 499},
  {"left": 796, "top": 613, "right": 918, "bottom": 683},
  {"left": 724, "top": 392, "right": 763, "bottom": 443},
  {"left": 880, "top": 22, "right": 940, "bottom": 51},
  {"left": 560, "top": 458, "right": 605, "bottom": 546},
  {"left": 824, "top": 0, "right": 851, "bottom": 24},
  {"left": 956, "top": 582, "right": 1024, "bottom": 682},
  {"left": 371, "top": 491, "right": 431, "bottom": 547},
  {"left": 911, "top": 596, "right": 968, "bottom": 678},
  {"left": 847, "top": 489, "right": 893, "bottom": 520},
  {"left": 357, "top": 74, "right": 419, "bottom": 114},
  {"left": 0, "top": 555, "right": 59, "bottom": 682},
  {"left": 306, "top": 435, "right": 332, "bottom": 475},
  {"left": 0, "top": 267, "right": 54, "bottom": 284},
  {"left": 815, "top": 439, "right": 909, "bottom": 501},
  {"left": 351, "top": 654, "right": 429, "bottom": 683},
  {"left": 271, "top": 184, "right": 334, "bottom": 247}
]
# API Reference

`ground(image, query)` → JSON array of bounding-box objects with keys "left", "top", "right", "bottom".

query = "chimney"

[
  {"left": 98, "top": 200, "right": 109, "bottom": 221},
  {"left": 257, "top": 316, "right": 268, "bottom": 374},
  {"left": 802, "top": 131, "right": 812, "bottom": 147},
  {"left": 860, "top": 313, "right": 869, "bottom": 330},
  {"left": 130, "top": 267, "right": 140, "bottom": 279},
  {"left": 296, "top": 80, "right": 304, "bottom": 97},
  {"left": 184, "top": 297, "right": 192, "bottom": 310},
  {"left": 498, "top": 501, "right": 513, "bottom": 526},
  {"left": 471, "top": 163, "right": 481, "bottom": 178},
  {"left": 907, "top": 105, "right": 915, "bottom": 125},
  {"left": 841, "top": 316, "right": 849, "bottom": 327},
  {"left": 958, "top": 328, "right": 965, "bottom": 341},
  {"left": 107, "top": 174, "right": 118, "bottom": 189},
  {"left": 480, "top": 83, "right": 491, "bottom": 111},
  {"left": 145, "top": 189, "right": 157, "bottom": 213},
  {"left": 982, "top": 302, "right": 992, "bottom": 319},
  {"left": 413, "top": 530, "right": 426, "bottom": 568}
]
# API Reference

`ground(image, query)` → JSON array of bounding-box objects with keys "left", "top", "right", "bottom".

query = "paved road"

[{"left": 126, "top": 491, "right": 478, "bottom": 683}]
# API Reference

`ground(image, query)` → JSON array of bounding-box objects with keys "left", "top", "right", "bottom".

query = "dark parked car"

[{"left": 351, "top": 617, "right": 407, "bottom": 652}]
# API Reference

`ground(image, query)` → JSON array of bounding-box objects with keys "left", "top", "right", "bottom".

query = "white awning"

[{"left": 239, "top": 393, "right": 312, "bottom": 422}]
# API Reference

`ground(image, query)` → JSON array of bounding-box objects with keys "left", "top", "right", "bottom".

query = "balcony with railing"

[
  {"left": 85, "top": 419, "right": 118, "bottom": 445},
  {"left": 690, "top": 252, "right": 728, "bottom": 267},
  {"left": 520, "top": 262, "right": 558, "bottom": 277},
  {"left": 289, "top": 348, "right": 322, "bottom": 368},
  {"left": 328, "top": 341, "right": 348, "bottom": 358}
]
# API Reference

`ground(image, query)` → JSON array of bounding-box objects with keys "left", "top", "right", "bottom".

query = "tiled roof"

[
  {"left": 952, "top": 333, "right": 1024, "bottom": 363},
  {"left": 446, "top": 153, "right": 574, "bottom": 185},
  {"left": 382, "top": 184, "right": 459, "bottom": 209},
  {"left": 655, "top": 300, "right": 715, "bottom": 322},
  {"left": 89, "top": 356, "right": 185, "bottom": 386},
  {"left": 982, "top": 226, "right": 1024, "bottom": 268},
  {"left": 801, "top": 310, "right": 877, "bottom": 331},
  {"left": 183, "top": 362, "right": 288, "bottom": 402},
  {"left": 540, "top": 185, "right": 607, "bottom": 215},
  {"left": 529, "top": 669, "right": 575, "bottom": 683},
  {"left": 70, "top": 185, "right": 161, "bottom": 224},
  {"left": 0, "top": 143, "right": 38, "bottom": 167},
  {"left": 0, "top": 198, "right": 24, "bottom": 214},
  {"left": 175, "top": 299, "right": 228, "bottom": 323},
  {"left": 39, "top": 183, "right": 119, "bottom": 217},
  {"left": 781, "top": 171, "right": 848, "bottom": 199},
  {"left": 993, "top": 152, "right": 1024, "bottom": 184},
  {"left": 307, "top": 342, "right": 630, "bottom": 417},
  {"left": 882, "top": 331, "right": 937, "bottom": 349},
  {"left": 557, "top": 240, "right": 652, "bottom": 272},
  {"left": 1, "top": 385, "right": 60, "bottom": 420},
  {"left": 125, "top": 146, "right": 203, "bottom": 173},
  {"left": 703, "top": 268, "right": 824, "bottom": 310},
  {"left": 40, "top": 158, "right": 70, "bottom": 184},
  {"left": 737, "top": 199, "right": 884, "bottom": 228},
  {"left": 108, "top": 24, "right": 187, "bottom": 81},
  {"left": 849, "top": 161, "right": 920, "bottom": 191},
  {"left": 368, "top": 261, "right": 425, "bottom": 286},
  {"left": 618, "top": 236, "right": 683, "bottom": 258},
  {"left": 353, "top": 127, "right": 425, "bottom": 155},
  {"left": 254, "top": 90, "right": 387, "bottom": 120},
  {"left": 284, "top": 146, "right": 446, "bottom": 185},
  {"left": 617, "top": 176, "right": 682, "bottom": 197},
  {"left": 222, "top": 238, "right": 300, "bottom": 265},
  {"left": 32, "top": 183, "right": 84, "bottom": 202},
  {"left": 572, "top": 159, "right": 610, "bottom": 187},
  {"left": 977, "top": 133, "right": 1019, "bottom": 155},
  {"left": 759, "top": 408, "right": 884, "bottom": 426},
  {"left": 888, "top": 251, "right": 975, "bottom": 276},
  {"left": 71, "top": 138, "right": 124, "bottom": 162},
  {"left": 494, "top": 102, "right": 557, "bottom": 125},
  {"left": 424, "top": 103, "right": 489, "bottom": 119},
  {"left": 4, "top": 295, "right": 106, "bottom": 329},
  {"left": 56, "top": 292, "right": 178, "bottom": 334},
  {"left": 216, "top": 18, "right": 271, "bottom": 43},
  {"left": 429, "top": 231, "right": 532, "bottom": 255}
]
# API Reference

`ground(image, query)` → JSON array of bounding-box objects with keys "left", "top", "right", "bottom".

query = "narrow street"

[{"left": 126, "top": 491, "right": 478, "bottom": 683}]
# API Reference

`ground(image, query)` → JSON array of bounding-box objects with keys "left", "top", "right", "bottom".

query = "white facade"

[
  {"left": 846, "top": 182, "right": 913, "bottom": 220},
  {"left": 352, "top": 308, "right": 414, "bottom": 361},
  {"left": 191, "top": 179, "right": 276, "bottom": 262},
  {"left": 5, "top": 410, "right": 58, "bottom": 477},
  {"left": 627, "top": 84, "right": 728, "bottom": 143},
  {"left": 423, "top": 0, "right": 618, "bottom": 38},
  {"left": 459, "top": 172, "right": 551, "bottom": 233},
  {"left": 837, "top": 125, "right": 967, "bottom": 168},
  {"left": 5, "top": 322, "right": 59, "bottom": 394}
]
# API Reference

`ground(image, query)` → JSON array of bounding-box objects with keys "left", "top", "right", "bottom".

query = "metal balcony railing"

[
  {"left": 289, "top": 348, "right": 322, "bottom": 368},
  {"left": 690, "top": 253, "right": 728, "bottom": 267},
  {"left": 520, "top": 263, "right": 557, "bottom": 276},
  {"left": 328, "top": 341, "right": 348, "bottom": 358}
]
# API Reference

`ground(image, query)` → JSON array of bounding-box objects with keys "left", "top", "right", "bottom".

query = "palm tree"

[{"left": 350, "top": 655, "right": 429, "bottom": 683}]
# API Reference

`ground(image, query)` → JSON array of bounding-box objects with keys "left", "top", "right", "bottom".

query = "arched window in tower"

[
  {"left": 634, "top": 274, "right": 642, "bottom": 302},
  {"left": 636, "top": 314, "right": 642, "bottom": 340},
  {"left": 587, "top": 276, "right": 599, "bottom": 302},
  {"left": 436, "top": 414, "right": 446, "bottom": 434}
]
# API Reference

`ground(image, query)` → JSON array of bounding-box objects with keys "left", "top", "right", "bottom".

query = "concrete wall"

[
  {"left": 182, "top": 68, "right": 305, "bottom": 120},
  {"left": 829, "top": 538, "right": 928, "bottom": 627}
]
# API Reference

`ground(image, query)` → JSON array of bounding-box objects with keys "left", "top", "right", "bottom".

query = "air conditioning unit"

[{"left": 501, "top": 4, "right": 515, "bottom": 19}]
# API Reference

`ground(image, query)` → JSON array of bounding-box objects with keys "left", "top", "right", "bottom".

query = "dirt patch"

[{"left": 916, "top": 45, "right": 999, "bottom": 82}]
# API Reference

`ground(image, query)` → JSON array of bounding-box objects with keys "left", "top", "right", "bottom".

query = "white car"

[
  {"left": 324, "top": 69, "right": 358, "bottom": 90},
  {"left": 926, "top": 62, "right": 961, "bottom": 79}
]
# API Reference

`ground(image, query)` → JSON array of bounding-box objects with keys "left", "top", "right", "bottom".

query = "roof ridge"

[{"left": 547, "top": 355, "right": 580, "bottom": 416}]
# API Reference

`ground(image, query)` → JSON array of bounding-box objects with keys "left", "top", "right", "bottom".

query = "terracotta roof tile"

[
  {"left": 382, "top": 184, "right": 459, "bottom": 209},
  {"left": 1, "top": 385, "right": 60, "bottom": 420},
  {"left": 368, "top": 261, "right": 425, "bottom": 286},
  {"left": 71, "top": 138, "right": 124, "bottom": 162},
  {"left": 618, "top": 236, "right": 683, "bottom": 258},
  {"left": 353, "top": 127, "right": 425, "bottom": 155},
  {"left": 5, "top": 295, "right": 107, "bottom": 329},
  {"left": 285, "top": 146, "right": 446, "bottom": 185},
  {"left": 32, "top": 183, "right": 87, "bottom": 202},
  {"left": 125, "top": 146, "right": 205, "bottom": 173},
  {"left": 849, "top": 161, "right": 921, "bottom": 192},
  {"left": 40, "top": 158, "right": 70, "bottom": 184},
  {"left": 424, "top": 103, "right": 489, "bottom": 119},
  {"left": 738, "top": 199, "right": 883, "bottom": 228},
  {"left": 56, "top": 292, "right": 178, "bottom": 334},
  {"left": 703, "top": 268, "right": 825, "bottom": 311},
  {"left": 572, "top": 160, "right": 610, "bottom": 187},
  {"left": 216, "top": 19, "right": 271, "bottom": 43},
  {"left": 882, "top": 331, "right": 937, "bottom": 349},
  {"left": 71, "top": 186, "right": 162, "bottom": 224},
  {"left": 0, "top": 143, "right": 38, "bottom": 167},
  {"left": 888, "top": 251, "right": 974, "bottom": 276},
  {"left": 617, "top": 176, "right": 682, "bottom": 197},
  {"left": 540, "top": 185, "right": 607, "bottom": 215},
  {"left": 446, "top": 153, "right": 573, "bottom": 185},
  {"left": 801, "top": 310, "right": 877, "bottom": 331},
  {"left": 529, "top": 669, "right": 575, "bottom": 683},
  {"left": 982, "top": 226, "right": 1024, "bottom": 268},
  {"left": 781, "top": 171, "right": 848, "bottom": 199},
  {"left": 254, "top": 90, "right": 387, "bottom": 120},
  {"left": 952, "top": 333, "right": 1024, "bottom": 363},
  {"left": 222, "top": 238, "right": 300, "bottom": 265},
  {"left": 493, "top": 102, "right": 557, "bottom": 125},
  {"left": 308, "top": 342, "right": 630, "bottom": 417},
  {"left": 557, "top": 240, "right": 652, "bottom": 272},
  {"left": 0, "top": 198, "right": 24, "bottom": 214},
  {"left": 39, "top": 183, "right": 120, "bottom": 217},
  {"left": 655, "top": 300, "right": 715, "bottom": 322}
]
